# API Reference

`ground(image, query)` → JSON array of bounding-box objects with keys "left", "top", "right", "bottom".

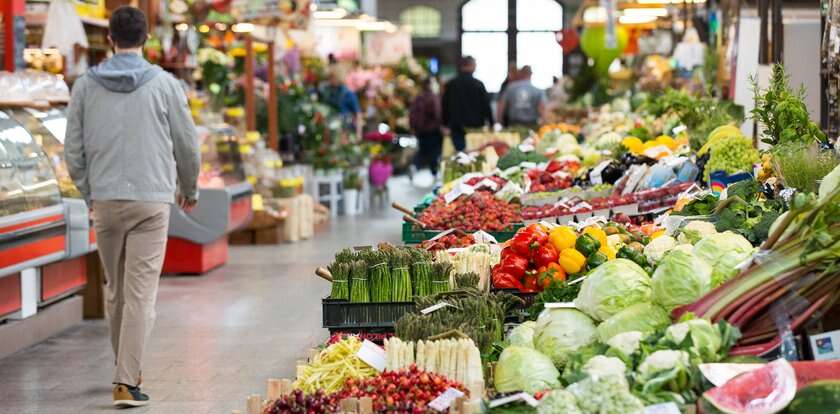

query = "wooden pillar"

[
  {"left": 244, "top": 34, "right": 257, "bottom": 132},
  {"left": 267, "top": 41, "right": 279, "bottom": 151}
]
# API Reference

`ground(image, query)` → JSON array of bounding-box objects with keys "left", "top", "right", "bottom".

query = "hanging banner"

[{"left": 363, "top": 30, "right": 412, "bottom": 66}]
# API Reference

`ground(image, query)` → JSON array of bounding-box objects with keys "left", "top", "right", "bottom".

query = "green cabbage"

[
  {"left": 596, "top": 302, "right": 671, "bottom": 342},
  {"left": 677, "top": 221, "right": 717, "bottom": 244},
  {"left": 534, "top": 309, "right": 598, "bottom": 367},
  {"left": 537, "top": 389, "right": 582, "bottom": 414},
  {"left": 652, "top": 250, "right": 712, "bottom": 310},
  {"left": 693, "top": 231, "right": 755, "bottom": 286},
  {"left": 507, "top": 321, "right": 536, "bottom": 348},
  {"left": 635, "top": 349, "right": 694, "bottom": 402},
  {"left": 574, "top": 259, "right": 653, "bottom": 321},
  {"left": 494, "top": 346, "right": 561, "bottom": 393}
]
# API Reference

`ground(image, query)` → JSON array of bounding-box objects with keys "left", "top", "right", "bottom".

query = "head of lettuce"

[{"left": 574, "top": 259, "right": 652, "bottom": 321}]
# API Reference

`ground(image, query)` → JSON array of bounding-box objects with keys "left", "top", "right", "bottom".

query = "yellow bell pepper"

[
  {"left": 601, "top": 243, "right": 617, "bottom": 260},
  {"left": 549, "top": 226, "right": 577, "bottom": 252},
  {"left": 558, "top": 248, "right": 586, "bottom": 274},
  {"left": 650, "top": 229, "right": 666, "bottom": 240},
  {"left": 583, "top": 226, "right": 608, "bottom": 250}
]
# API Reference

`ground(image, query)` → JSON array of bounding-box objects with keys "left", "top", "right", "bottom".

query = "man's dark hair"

[
  {"left": 459, "top": 55, "right": 476, "bottom": 68},
  {"left": 109, "top": 6, "right": 148, "bottom": 49}
]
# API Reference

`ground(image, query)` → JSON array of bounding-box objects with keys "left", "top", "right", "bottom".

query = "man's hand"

[{"left": 178, "top": 195, "right": 197, "bottom": 213}]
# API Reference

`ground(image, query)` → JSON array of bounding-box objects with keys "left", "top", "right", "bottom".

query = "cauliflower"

[
  {"left": 643, "top": 235, "right": 677, "bottom": 264},
  {"left": 677, "top": 221, "right": 717, "bottom": 244},
  {"left": 582, "top": 355, "right": 627, "bottom": 379},
  {"left": 606, "top": 331, "right": 644, "bottom": 357},
  {"left": 637, "top": 350, "right": 690, "bottom": 375},
  {"left": 567, "top": 375, "right": 645, "bottom": 414},
  {"left": 537, "top": 389, "right": 582, "bottom": 414}
]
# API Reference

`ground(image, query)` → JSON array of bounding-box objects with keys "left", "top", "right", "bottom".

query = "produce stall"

[{"left": 232, "top": 61, "right": 840, "bottom": 414}]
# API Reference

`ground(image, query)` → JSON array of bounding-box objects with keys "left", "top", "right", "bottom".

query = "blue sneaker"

[{"left": 113, "top": 384, "right": 150, "bottom": 407}]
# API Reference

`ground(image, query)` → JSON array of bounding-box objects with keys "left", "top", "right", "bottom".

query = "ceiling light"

[
  {"left": 583, "top": 6, "right": 607, "bottom": 24},
  {"left": 232, "top": 23, "right": 255, "bottom": 33},
  {"left": 623, "top": 8, "right": 668, "bottom": 17},
  {"left": 619, "top": 14, "right": 658, "bottom": 24},
  {"left": 313, "top": 8, "right": 348, "bottom": 19}
]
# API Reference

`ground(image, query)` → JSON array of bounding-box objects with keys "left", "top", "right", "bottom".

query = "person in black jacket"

[{"left": 442, "top": 56, "right": 493, "bottom": 152}]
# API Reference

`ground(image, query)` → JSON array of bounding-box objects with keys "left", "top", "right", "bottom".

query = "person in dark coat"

[
  {"left": 442, "top": 56, "right": 493, "bottom": 152},
  {"left": 409, "top": 77, "right": 443, "bottom": 176}
]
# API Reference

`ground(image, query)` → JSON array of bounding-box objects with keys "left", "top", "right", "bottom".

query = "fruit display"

[
  {"left": 419, "top": 232, "right": 476, "bottom": 251},
  {"left": 417, "top": 192, "right": 522, "bottom": 232},
  {"left": 333, "top": 367, "right": 468, "bottom": 413}
]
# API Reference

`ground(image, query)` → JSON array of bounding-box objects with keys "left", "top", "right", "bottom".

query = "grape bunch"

[
  {"left": 263, "top": 389, "right": 337, "bottom": 414},
  {"left": 704, "top": 136, "right": 760, "bottom": 181}
]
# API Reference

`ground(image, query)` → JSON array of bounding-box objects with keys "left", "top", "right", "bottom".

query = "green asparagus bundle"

[
  {"left": 367, "top": 251, "right": 391, "bottom": 302},
  {"left": 453, "top": 272, "right": 480, "bottom": 290},
  {"left": 349, "top": 260, "right": 370, "bottom": 303},
  {"left": 390, "top": 249, "right": 413, "bottom": 302},
  {"left": 395, "top": 288, "right": 523, "bottom": 353},
  {"left": 431, "top": 262, "right": 453, "bottom": 295},
  {"left": 328, "top": 262, "right": 351, "bottom": 300}
]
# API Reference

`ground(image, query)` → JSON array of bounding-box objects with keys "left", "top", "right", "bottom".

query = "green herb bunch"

[{"left": 751, "top": 64, "right": 826, "bottom": 147}]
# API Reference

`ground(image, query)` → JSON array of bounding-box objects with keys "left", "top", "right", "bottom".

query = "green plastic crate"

[{"left": 401, "top": 222, "right": 523, "bottom": 244}]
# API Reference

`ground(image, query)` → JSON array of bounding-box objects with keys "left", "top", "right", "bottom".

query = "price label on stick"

[
  {"left": 356, "top": 340, "right": 386, "bottom": 372},
  {"left": 420, "top": 302, "right": 452, "bottom": 315},
  {"left": 489, "top": 392, "right": 540, "bottom": 408},
  {"left": 544, "top": 302, "right": 576, "bottom": 309},
  {"left": 428, "top": 388, "right": 465, "bottom": 411},
  {"left": 644, "top": 402, "right": 681, "bottom": 414}
]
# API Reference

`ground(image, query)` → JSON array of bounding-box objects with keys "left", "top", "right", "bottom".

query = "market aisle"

[{"left": 0, "top": 176, "right": 427, "bottom": 414}]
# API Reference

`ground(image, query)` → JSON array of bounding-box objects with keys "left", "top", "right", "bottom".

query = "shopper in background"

[
  {"left": 496, "top": 65, "right": 546, "bottom": 129},
  {"left": 497, "top": 63, "right": 520, "bottom": 127},
  {"left": 323, "top": 69, "right": 363, "bottom": 137},
  {"left": 442, "top": 56, "right": 493, "bottom": 152},
  {"left": 64, "top": 6, "right": 200, "bottom": 408},
  {"left": 409, "top": 77, "right": 443, "bottom": 179}
]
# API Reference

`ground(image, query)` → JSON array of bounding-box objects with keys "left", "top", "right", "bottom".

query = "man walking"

[
  {"left": 64, "top": 6, "right": 200, "bottom": 408},
  {"left": 497, "top": 66, "right": 546, "bottom": 129},
  {"left": 442, "top": 56, "right": 493, "bottom": 152}
]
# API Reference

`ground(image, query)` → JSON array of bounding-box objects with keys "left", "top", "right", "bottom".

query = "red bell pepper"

[
  {"left": 511, "top": 225, "right": 549, "bottom": 256},
  {"left": 492, "top": 272, "right": 525, "bottom": 290},
  {"left": 534, "top": 244, "right": 559, "bottom": 268},
  {"left": 523, "top": 271, "right": 539, "bottom": 292},
  {"left": 499, "top": 253, "right": 528, "bottom": 278}
]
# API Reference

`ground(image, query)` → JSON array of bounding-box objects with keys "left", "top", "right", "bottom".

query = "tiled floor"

[{"left": 0, "top": 176, "right": 427, "bottom": 414}]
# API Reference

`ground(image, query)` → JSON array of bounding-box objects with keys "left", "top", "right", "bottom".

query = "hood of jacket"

[{"left": 87, "top": 53, "right": 162, "bottom": 93}]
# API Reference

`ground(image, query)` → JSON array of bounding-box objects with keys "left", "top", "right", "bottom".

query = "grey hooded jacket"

[{"left": 65, "top": 53, "right": 200, "bottom": 205}]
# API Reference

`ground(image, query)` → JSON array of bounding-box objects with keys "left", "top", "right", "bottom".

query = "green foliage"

[
  {"left": 771, "top": 142, "right": 840, "bottom": 193},
  {"left": 751, "top": 64, "right": 826, "bottom": 146},
  {"left": 497, "top": 147, "right": 548, "bottom": 170}
]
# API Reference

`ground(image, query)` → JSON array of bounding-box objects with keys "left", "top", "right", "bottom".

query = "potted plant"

[{"left": 343, "top": 171, "right": 362, "bottom": 216}]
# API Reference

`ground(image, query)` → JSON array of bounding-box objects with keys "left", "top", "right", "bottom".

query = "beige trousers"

[{"left": 92, "top": 200, "right": 170, "bottom": 386}]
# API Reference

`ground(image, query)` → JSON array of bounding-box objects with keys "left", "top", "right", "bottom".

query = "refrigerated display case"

[
  {"left": 162, "top": 124, "right": 253, "bottom": 274},
  {"left": 0, "top": 108, "right": 91, "bottom": 321}
]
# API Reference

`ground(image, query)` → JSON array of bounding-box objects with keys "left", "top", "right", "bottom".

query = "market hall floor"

[{"left": 0, "top": 176, "right": 427, "bottom": 414}]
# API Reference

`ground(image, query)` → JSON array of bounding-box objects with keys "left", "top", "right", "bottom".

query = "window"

[
  {"left": 460, "top": 0, "right": 564, "bottom": 91},
  {"left": 400, "top": 6, "right": 442, "bottom": 39}
]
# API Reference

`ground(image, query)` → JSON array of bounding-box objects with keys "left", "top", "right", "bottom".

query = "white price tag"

[
  {"left": 444, "top": 182, "right": 476, "bottom": 204},
  {"left": 644, "top": 402, "right": 681, "bottom": 414},
  {"left": 671, "top": 124, "right": 688, "bottom": 135},
  {"left": 428, "top": 387, "right": 465, "bottom": 411},
  {"left": 544, "top": 302, "right": 576, "bottom": 309},
  {"left": 489, "top": 392, "right": 540, "bottom": 408},
  {"left": 420, "top": 302, "right": 452, "bottom": 315},
  {"left": 589, "top": 160, "right": 612, "bottom": 185},
  {"left": 356, "top": 340, "right": 386, "bottom": 372},
  {"left": 472, "top": 230, "right": 498, "bottom": 244},
  {"left": 518, "top": 143, "right": 536, "bottom": 152}
]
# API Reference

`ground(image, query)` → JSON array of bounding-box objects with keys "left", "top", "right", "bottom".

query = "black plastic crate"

[{"left": 322, "top": 298, "right": 415, "bottom": 330}]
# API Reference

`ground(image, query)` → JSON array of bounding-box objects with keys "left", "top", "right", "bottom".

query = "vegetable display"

[
  {"left": 292, "top": 337, "right": 378, "bottom": 394},
  {"left": 384, "top": 337, "right": 484, "bottom": 397}
]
